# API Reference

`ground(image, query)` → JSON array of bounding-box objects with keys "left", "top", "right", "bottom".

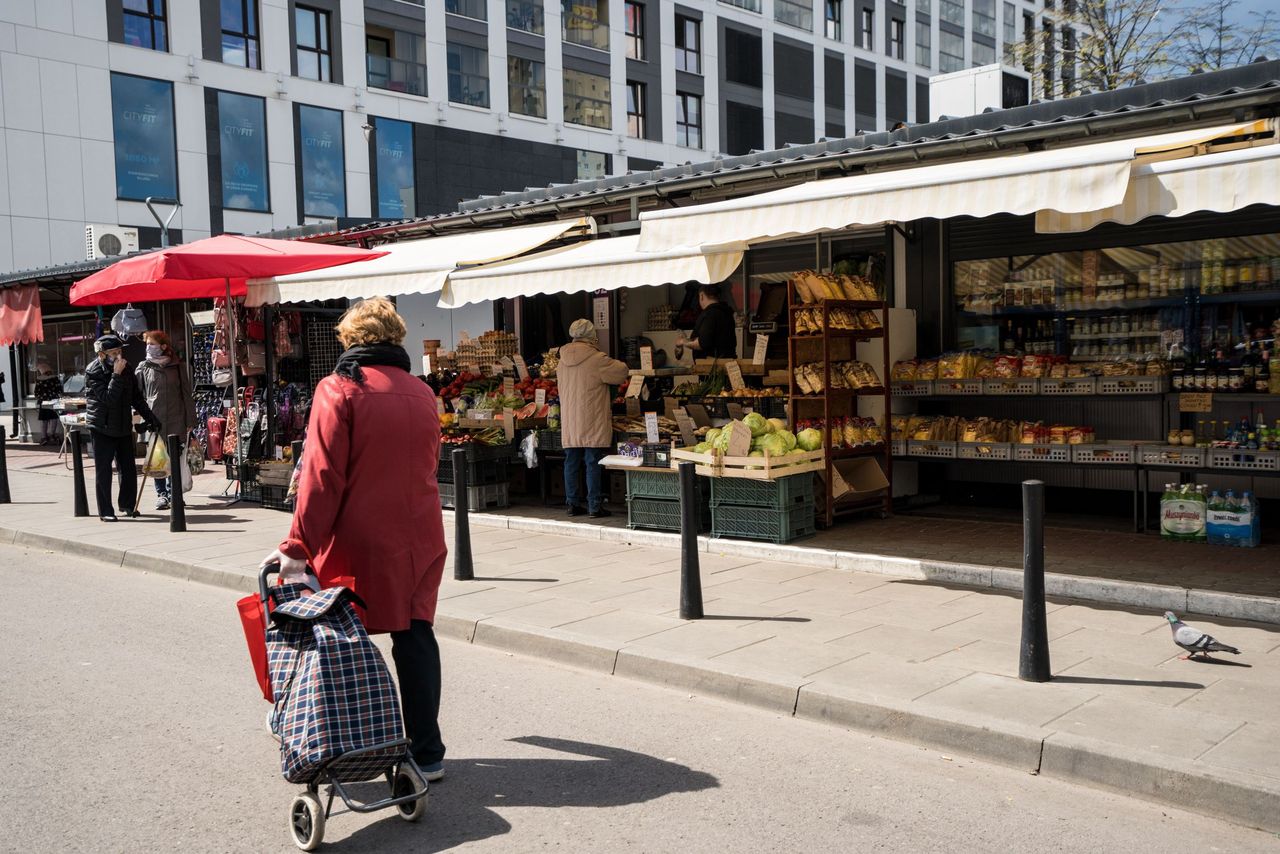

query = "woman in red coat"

[{"left": 260, "top": 297, "right": 448, "bottom": 781}]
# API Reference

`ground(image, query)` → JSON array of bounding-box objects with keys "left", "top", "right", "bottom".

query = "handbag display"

[
  {"left": 241, "top": 342, "right": 267, "bottom": 376},
  {"left": 111, "top": 303, "right": 148, "bottom": 337},
  {"left": 206, "top": 416, "right": 226, "bottom": 461}
]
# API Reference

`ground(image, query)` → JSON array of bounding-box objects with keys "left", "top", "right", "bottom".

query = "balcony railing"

[
  {"left": 448, "top": 70, "right": 490, "bottom": 108},
  {"left": 366, "top": 54, "right": 428, "bottom": 97},
  {"left": 506, "top": 0, "right": 544, "bottom": 33},
  {"left": 775, "top": 0, "right": 813, "bottom": 30},
  {"left": 563, "top": 10, "right": 609, "bottom": 50},
  {"left": 446, "top": 0, "right": 487, "bottom": 20}
]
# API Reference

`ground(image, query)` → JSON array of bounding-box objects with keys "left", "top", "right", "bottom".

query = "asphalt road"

[{"left": 1, "top": 543, "right": 1276, "bottom": 854}]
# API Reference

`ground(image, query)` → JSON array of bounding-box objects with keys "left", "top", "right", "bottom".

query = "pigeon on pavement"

[{"left": 1164, "top": 611, "right": 1241, "bottom": 660}]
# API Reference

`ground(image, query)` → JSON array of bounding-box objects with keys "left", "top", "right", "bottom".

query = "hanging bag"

[
  {"left": 242, "top": 342, "right": 267, "bottom": 376},
  {"left": 111, "top": 303, "right": 148, "bottom": 337}
]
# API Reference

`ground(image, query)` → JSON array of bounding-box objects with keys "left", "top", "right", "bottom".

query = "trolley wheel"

[
  {"left": 289, "top": 792, "right": 325, "bottom": 851},
  {"left": 392, "top": 766, "right": 428, "bottom": 822}
]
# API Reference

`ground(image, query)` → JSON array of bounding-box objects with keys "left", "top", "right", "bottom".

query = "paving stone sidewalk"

[{"left": 1, "top": 455, "right": 1279, "bottom": 831}]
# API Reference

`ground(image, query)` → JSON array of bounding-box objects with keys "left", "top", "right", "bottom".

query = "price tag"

[
  {"left": 643, "top": 412, "right": 660, "bottom": 444},
  {"left": 673, "top": 375, "right": 698, "bottom": 389},
  {"left": 502, "top": 408, "right": 516, "bottom": 442},
  {"left": 625, "top": 397, "right": 642, "bottom": 417},
  {"left": 423, "top": 354, "right": 433, "bottom": 375},
  {"left": 752, "top": 334, "right": 770, "bottom": 365},
  {"left": 725, "top": 360, "right": 746, "bottom": 390},
  {"left": 625, "top": 374, "right": 645, "bottom": 398},
  {"left": 639, "top": 346, "right": 654, "bottom": 373},
  {"left": 725, "top": 402, "right": 744, "bottom": 420},
  {"left": 675, "top": 414, "right": 697, "bottom": 447},
  {"left": 502, "top": 376, "right": 515, "bottom": 397},
  {"left": 684, "top": 403, "right": 712, "bottom": 428},
  {"left": 1179, "top": 392, "right": 1214, "bottom": 413},
  {"left": 535, "top": 388, "right": 546, "bottom": 407},
  {"left": 491, "top": 362, "right": 505, "bottom": 377},
  {"left": 436, "top": 397, "right": 445, "bottom": 416},
  {"left": 499, "top": 356, "right": 514, "bottom": 370},
  {"left": 664, "top": 396, "right": 680, "bottom": 417},
  {"left": 513, "top": 353, "right": 530, "bottom": 381}
]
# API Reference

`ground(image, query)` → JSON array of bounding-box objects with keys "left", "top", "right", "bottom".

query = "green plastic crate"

[
  {"left": 627, "top": 497, "right": 710, "bottom": 532},
  {"left": 709, "top": 473, "right": 815, "bottom": 509},
  {"left": 626, "top": 469, "right": 689, "bottom": 501},
  {"left": 711, "top": 501, "right": 816, "bottom": 544}
]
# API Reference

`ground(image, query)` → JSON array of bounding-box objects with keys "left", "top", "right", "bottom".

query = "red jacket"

[{"left": 280, "top": 365, "right": 447, "bottom": 633}]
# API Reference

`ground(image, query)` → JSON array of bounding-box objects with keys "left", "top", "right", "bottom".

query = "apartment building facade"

[{"left": 0, "top": 0, "right": 1057, "bottom": 275}]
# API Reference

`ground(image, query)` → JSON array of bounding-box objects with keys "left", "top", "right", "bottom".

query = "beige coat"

[{"left": 557, "top": 341, "right": 629, "bottom": 448}]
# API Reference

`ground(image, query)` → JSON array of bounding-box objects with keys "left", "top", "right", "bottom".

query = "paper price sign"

[
  {"left": 501, "top": 408, "right": 516, "bottom": 442},
  {"left": 513, "top": 354, "right": 530, "bottom": 380},
  {"left": 435, "top": 397, "right": 445, "bottom": 416},
  {"left": 639, "top": 346, "right": 654, "bottom": 373},
  {"left": 643, "top": 412, "right": 660, "bottom": 444},
  {"left": 752, "top": 334, "right": 769, "bottom": 365},
  {"left": 675, "top": 414, "right": 697, "bottom": 447},
  {"left": 625, "top": 397, "right": 642, "bottom": 416},
  {"left": 499, "top": 356, "right": 514, "bottom": 370},
  {"left": 725, "top": 360, "right": 746, "bottom": 390},
  {"left": 725, "top": 402, "right": 744, "bottom": 420},
  {"left": 1179, "top": 392, "right": 1213, "bottom": 413},
  {"left": 492, "top": 363, "right": 505, "bottom": 377},
  {"left": 535, "top": 388, "right": 546, "bottom": 407},
  {"left": 625, "top": 374, "right": 645, "bottom": 398},
  {"left": 502, "top": 376, "right": 515, "bottom": 397}
]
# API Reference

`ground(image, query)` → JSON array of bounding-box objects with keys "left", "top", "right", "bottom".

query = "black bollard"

[
  {"left": 678, "top": 461, "right": 704, "bottom": 620},
  {"left": 0, "top": 429, "right": 10, "bottom": 504},
  {"left": 451, "top": 447, "right": 473, "bottom": 581},
  {"left": 167, "top": 434, "right": 187, "bottom": 532},
  {"left": 71, "top": 430, "right": 90, "bottom": 517},
  {"left": 1019, "top": 479, "right": 1051, "bottom": 682}
]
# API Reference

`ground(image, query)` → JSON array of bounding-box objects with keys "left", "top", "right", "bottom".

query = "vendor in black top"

[{"left": 676, "top": 284, "right": 737, "bottom": 359}]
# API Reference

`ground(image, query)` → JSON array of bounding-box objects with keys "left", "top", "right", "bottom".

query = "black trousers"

[
  {"left": 90, "top": 430, "right": 137, "bottom": 517},
  {"left": 390, "top": 620, "right": 446, "bottom": 766}
]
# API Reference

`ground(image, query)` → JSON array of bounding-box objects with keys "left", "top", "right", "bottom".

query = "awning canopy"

[
  {"left": 1036, "top": 136, "right": 1280, "bottom": 233},
  {"left": 246, "top": 217, "right": 594, "bottom": 306},
  {"left": 439, "top": 234, "right": 745, "bottom": 308},
  {"left": 636, "top": 122, "right": 1267, "bottom": 252},
  {"left": 0, "top": 284, "right": 43, "bottom": 346}
]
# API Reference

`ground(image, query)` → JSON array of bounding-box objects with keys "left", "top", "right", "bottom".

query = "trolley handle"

[{"left": 258, "top": 561, "right": 321, "bottom": 623}]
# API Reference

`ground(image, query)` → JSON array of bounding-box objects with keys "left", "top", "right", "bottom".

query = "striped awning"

[
  {"left": 1036, "top": 136, "right": 1280, "bottom": 233},
  {"left": 439, "top": 234, "right": 745, "bottom": 308},
  {"left": 636, "top": 122, "right": 1268, "bottom": 252}
]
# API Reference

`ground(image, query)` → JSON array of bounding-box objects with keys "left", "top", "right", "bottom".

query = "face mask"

[
  {"left": 104, "top": 356, "right": 116, "bottom": 366},
  {"left": 146, "top": 344, "right": 164, "bottom": 360}
]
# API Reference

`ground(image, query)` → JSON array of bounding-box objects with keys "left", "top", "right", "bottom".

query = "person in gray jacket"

[{"left": 135, "top": 330, "right": 197, "bottom": 510}]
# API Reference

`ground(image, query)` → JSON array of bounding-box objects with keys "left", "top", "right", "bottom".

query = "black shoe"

[
  {"left": 588, "top": 507, "right": 613, "bottom": 518},
  {"left": 100, "top": 514, "right": 118, "bottom": 522},
  {"left": 567, "top": 505, "right": 586, "bottom": 517},
  {"left": 119, "top": 508, "right": 140, "bottom": 519}
]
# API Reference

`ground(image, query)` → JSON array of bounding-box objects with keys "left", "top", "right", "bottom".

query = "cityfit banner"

[
  {"left": 375, "top": 118, "right": 415, "bottom": 219},
  {"left": 111, "top": 73, "right": 177, "bottom": 201},
  {"left": 218, "top": 92, "right": 269, "bottom": 212},
  {"left": 298, "top": 105, "right": 345, "bottom": 217}
]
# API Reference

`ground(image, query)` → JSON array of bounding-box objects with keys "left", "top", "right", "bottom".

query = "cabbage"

[
  {"left": 705, "top": 427, "right": 722, "bottom": 446},
  {"left": 692, "top": 442, "right": 711, "bottom": 454},
  {"left": 757, "top": 433, "right": 788, "bottom": 456},
  {"left": 767, "top": 417, "right": 787, "bottom": 433},
  {"left": 749, "top": 449, "right": 765, "bottom": 457},
  {"left": 778, "top": 430, "right": 797, "bottom": 451},
  {"left": 713, "top": 429, "right": 733, "bottom": 453},
  {"left": 743, "top": 412, "right": 770, "bottom": 437},
  {"left": 796, "top": 428, "right": 824, "bottom": 452}
]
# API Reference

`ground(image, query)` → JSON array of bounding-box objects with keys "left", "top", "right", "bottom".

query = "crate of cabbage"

[{"left": 672, "top": 413, "right": 825, "bottom": 481}]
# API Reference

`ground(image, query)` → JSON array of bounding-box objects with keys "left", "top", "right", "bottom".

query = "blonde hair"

[{"left": 335, "top": 297, "right": 406, "bottom": 348}]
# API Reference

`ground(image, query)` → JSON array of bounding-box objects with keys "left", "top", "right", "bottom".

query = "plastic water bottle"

[
  {"left": 1224, "top": 489, "right": 1239, "bottom": 511},
  {"left": 1208, "top": 490, "right": 1222, "bottom": 512}
]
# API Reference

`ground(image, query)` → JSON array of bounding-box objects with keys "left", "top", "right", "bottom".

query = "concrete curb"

[
  {"left": 3, "top": 523, "right": 1278, "bottom": 832},
  {"left": 449, "top": 510, "right": 1280, "bottom": 625}
]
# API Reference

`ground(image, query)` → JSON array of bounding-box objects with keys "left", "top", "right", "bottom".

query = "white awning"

[
  {"left": 245, "top": 217, "right": 594, "bottom": 306},
  {"left": 439, "top": 234, "right": 745, "bottom": 308},
  {"left": 1036, "top": 138, "right": 1280, "bottom": 233},
  {"left": 636, "top": 123, "right": 1266, "bottom": 252}
]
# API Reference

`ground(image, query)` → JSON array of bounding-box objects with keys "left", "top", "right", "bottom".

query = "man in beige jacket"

[{"left": 557, "top": 319, "right": 630, "bottom": 517}]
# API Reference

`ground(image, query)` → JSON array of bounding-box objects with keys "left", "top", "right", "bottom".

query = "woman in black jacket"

[{"left": 85, "top": 335, "right": 160, "bottom": 521}]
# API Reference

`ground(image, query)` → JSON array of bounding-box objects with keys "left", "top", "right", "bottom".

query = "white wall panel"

[
  {"left": 76, "top": 66, "right": 113, "bottom": 142},
  {"left": 79, "top": 139, "right": 117, "bottom": 224},
  {"left": 16, "top": 22, "right": 108, "bottom": 66},
  {"left": 38, "top": 59, "right": 81, "bottom": 138},
  {"left": 6, "top": 128, "right": 48, "bottom": 219},
  {"left": 0, "top": 133, "right": 8, "bottom": 216},
  {"left": 42, "top": 134, "right": 85, "bottom": 222},
  {"left": 0, "top": 216, "right": 13, "bottom": 272},
  {"left": 47, "top": 217, "right": 86, "bottom": 265},
  {"left": 2, "top": 53, "right": 43, "bottom": 131},
  {"left": 10, "top": 215, "right": 50, "bottom": 269},
  {"left": 1, "top": 1, "right": 36, "bottom": 28},
  {"left": 70, "top": 0, "right": 107, "bottom": 39},
  {"left": 35, "top": 0, "right": 74, "bottom": 33}
]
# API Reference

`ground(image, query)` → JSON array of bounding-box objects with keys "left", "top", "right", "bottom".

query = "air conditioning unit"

[{"left": 85, "top": 224, "right": 140, "bottom": 260}]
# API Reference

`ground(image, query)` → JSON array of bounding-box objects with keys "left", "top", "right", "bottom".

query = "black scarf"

[{"left": 333, "top": 344, "right": 411, "bottom": 384}]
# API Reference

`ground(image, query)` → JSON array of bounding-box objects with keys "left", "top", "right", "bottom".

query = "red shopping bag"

[
  {"left": 207, "top": 416, "right": 226, "bottom": 461},
  {"left": 237, "top": 592, "right": 273, "bottom": 701}
]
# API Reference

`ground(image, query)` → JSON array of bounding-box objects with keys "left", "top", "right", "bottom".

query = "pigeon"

[{"left": 1164, "top": 612, "right": 1241, "bottom": 660}]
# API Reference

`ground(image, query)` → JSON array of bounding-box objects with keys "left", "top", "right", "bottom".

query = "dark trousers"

[
  {"left": 91, "top": 430, "right": 137, "bottom": 517},
  {"left": 390, "top": 619, "right": 445, "bottom": 766}
]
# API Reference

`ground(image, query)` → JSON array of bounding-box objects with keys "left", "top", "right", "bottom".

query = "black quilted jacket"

[{"left": 85, "top": 358, "right": 158, "bottom": 438}]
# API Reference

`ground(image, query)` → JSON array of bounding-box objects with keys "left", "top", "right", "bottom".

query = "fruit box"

[{"left": 671, "top": 446, "right": 825, "bottom": 481}]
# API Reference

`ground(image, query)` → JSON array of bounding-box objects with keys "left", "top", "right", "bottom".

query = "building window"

[
  {"left": 297, "top": 104, "right": 345, "bottom": 217},
  {"left": 624, "top": 1, "right": 644, "bottom": 59},
  {"left": 939, "top": 0, "right": 964, "bottom": 26},
  {"left": 1003, "top": 1, "right": 1016, "bottom": 63},
  {"left": 972, "top": 40, "right": 995, "bottom": 65},
  {"left": 917, "top": 0, "right": 930, "bottom": 13},
  {"left": 447, "top": 43, "right": 490, "bottom": 108},
  {"left": 972, "top": 0, "right": 995, "bottom": 37},
  {"left": 939, "top": 29, "right": 964, "bottom": 72},
  {"left": 220, "top": 0, "right": 260, "bottom": 68},
  {"left": 563, "top": 68, "right": 611, "bottom": 129},
  {"left": 110, "top": 73, "right": 177, "bottom": 200},
  {"left": 366, "top": 30, "right": 428, "bottom": 97},
  {"left": 295, "top": 6, "right": 332, "bottom": 82},
  {"left": 373, "top": 117, "right": 415, "bottom": 219},
  {"left": 916, "top": 16, "right": 931, "bottom": 67},
  {"left": 1042, "top": 20, "right": 1055, "bottom": 97},
  {"left": 675, "top": 15, "right": 701, "bottom": 73},
  {"left": 824, "top": 1, "right": 841, "bottom": 40},
  {"left": 1023, "top": 11, "right": 1034, "bottom": 72},
  {"left": 889, "top": 18, "right": 904, "bottom": 59},
  {"left": 508, "top": 56, "right": 546, "bottom": 117},
  {"left": 217, "top": 91, "right": 269, "bottom": 211},
  {"left": 719, "top": 0, "right": 761, "bottom": 11},
  {"left": 576, "top": 150, "right": 608, "bottom": 180},
  {"left": 445, "top": 0, "right": 487, "bottom": 20},
  {"left": 860, "top": 8, "right": 873, "bottom": 49},
  {"left": 625, "top": 81, "right": 645, "bottom": 137},
  {"left": 676, "top": 92, "right": 701, "bottom": 148},
  {"left": 122, "top": 0, "right": 168, "bottom": 51},
  {"left": 563, "top": 0, "right": 609, "bottom": 50},
  {"left": 775, "top": 0, "right": 813, "bottom": 31},
  {"left": 1061, "top": 27, "right": 1075, "bottom": 95},
  {"left": 507, "top": 0, "right": 544, "bottom": 33}
]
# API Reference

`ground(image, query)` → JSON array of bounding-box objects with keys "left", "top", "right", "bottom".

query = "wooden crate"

[{"left": 671, "top": 447, "right": 825, "bottom": 481}]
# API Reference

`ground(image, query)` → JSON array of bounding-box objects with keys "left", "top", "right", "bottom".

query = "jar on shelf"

[
  {"left": 1239, "top": 259, "right": 1255, "bottom": 290},
  {"left": 1228, "top": 368, "right": 1244, "bottom": 391},
  {"left": 1224, "top": 260, "right": 1238, "bottom": 291},
  {"left": 1257, "top": 257, "right": 1273, "bottom": 289},
  {"left": 1194, "top": 368, "right": 1208, "bottom": 389}
]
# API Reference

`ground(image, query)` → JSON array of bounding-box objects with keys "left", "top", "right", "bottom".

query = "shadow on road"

[
  {"left": 473, "top": 577, "right": 559, "bottom": 583},
  {"left": 701, "top": 614, "right": 811, "bottom": 623},
  {"left": 1052, "top": 675, "right": 1205, "bottom": 689},
  {"left": 331, "top": 735, "right": 719, "bottom": 852}
]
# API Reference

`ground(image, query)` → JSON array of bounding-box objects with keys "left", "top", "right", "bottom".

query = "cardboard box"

[{"left": 828, "top": 458, "right": 889, "bottom": 502}]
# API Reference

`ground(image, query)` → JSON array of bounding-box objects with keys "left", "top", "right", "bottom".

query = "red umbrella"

[{"left": 69, "top": 235, "right": 386, "bottom": 306}]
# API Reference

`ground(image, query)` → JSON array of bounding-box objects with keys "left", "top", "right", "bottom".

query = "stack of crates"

[
  {"left": 440, "top": 481, "right": 510, "bottom": 510},
  {"left": 438, "top": 444, "right": 514, "bottom": 510},
  {"left": 626, "top": 470, "right": 710, "bottom": 532},
  {"left": 709, "top": 474, "right": 816, "bottom": 544}
]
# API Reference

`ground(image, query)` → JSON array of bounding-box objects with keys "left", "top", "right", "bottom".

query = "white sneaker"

[{"left": 420, "top": 761, "right": 444, "bottom": 782}]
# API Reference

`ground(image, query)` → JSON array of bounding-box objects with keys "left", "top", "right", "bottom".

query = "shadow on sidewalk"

[
  {"left": 1052, "top": 675, "right": 1206, "bottom": 689},
  {"left": 701, "top": 614, "right": 811, "bottom": 623},
  {"left": 330, "top": 735, "right": 719, "bottom": 852},
  {"left": 473, "top": 577, "right": 560, "bottom": 583}
]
